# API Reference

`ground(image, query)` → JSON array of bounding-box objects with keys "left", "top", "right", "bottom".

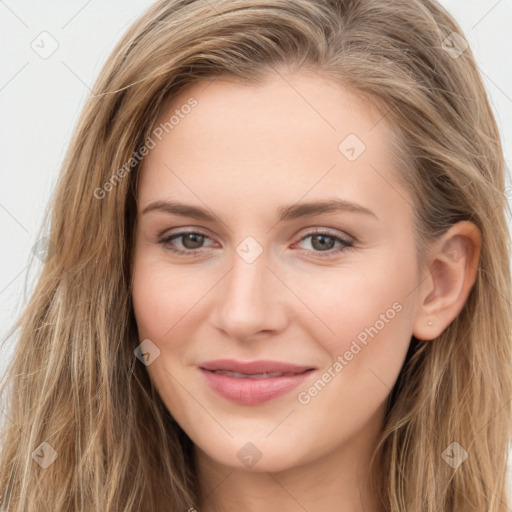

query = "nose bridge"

[
  {"left": 213, "top": 237, "right": 284, "bottom": 338},
  {"left": 225, "top": 243, "right": 270, "bottom": 315}
]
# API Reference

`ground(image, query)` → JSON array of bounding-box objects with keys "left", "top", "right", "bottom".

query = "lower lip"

[{"left": 199, "top": 368, "right": 315, "bottom": 405}]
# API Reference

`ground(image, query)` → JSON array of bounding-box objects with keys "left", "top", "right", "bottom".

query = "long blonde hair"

[{"left": 1, "top": 0, "right": 510, "bottom": 510}]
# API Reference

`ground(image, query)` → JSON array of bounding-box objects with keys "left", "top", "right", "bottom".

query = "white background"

[{"left": 1, "top": 0, "right": 511, "bottom": 500}]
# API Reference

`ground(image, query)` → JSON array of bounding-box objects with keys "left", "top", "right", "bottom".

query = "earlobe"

[{"left": 412, "top": 221, "right": 481, "bottom": 341}]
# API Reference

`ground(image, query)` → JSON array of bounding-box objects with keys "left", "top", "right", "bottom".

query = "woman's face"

[{"left": 132, "top": 70, "right": 423, "bottom": 472}]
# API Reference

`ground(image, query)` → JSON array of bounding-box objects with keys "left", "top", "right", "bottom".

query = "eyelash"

[{"left": 156, "top": 229, "right": 354, "bottom": 259}]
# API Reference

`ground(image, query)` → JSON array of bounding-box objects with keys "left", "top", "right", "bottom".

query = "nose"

[{"left": 211, "top": 245, "right": 288, "bottom": 341}]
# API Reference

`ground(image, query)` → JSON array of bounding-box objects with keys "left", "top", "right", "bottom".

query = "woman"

[{"left": 1, "top": 0, "right": 510, "bottom": 510}]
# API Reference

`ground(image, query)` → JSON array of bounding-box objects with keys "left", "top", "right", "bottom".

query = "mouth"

[
  {"left": 198, "top": 359, "right": 316, "bottom": 405},
  {"left": 205, "top": 369, "right": 308, "bottom": 379}
]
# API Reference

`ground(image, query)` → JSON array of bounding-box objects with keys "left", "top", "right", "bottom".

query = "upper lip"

[{"left": 199, "top": 359, "right": 315, "bottom": 375}]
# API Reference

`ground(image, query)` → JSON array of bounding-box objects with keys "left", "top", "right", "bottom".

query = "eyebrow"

[{"left": 142, "top": 198, "right": 378, "bottom": 222}]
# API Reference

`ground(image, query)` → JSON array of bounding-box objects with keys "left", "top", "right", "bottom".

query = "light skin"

[{"left": 131, "top": 68, "right": 481, "bottom": 512}]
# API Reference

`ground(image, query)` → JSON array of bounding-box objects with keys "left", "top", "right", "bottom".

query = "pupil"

[
  {"left": 183, "top": 233, "right": 203, "bottom": 249},
  {"left": 312, "top": 234, "right": 334, "bottom": 251}
]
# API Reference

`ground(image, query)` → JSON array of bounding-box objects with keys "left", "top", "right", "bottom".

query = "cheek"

[
  {"left": 292, "top": 251, "right": 417, "bottom": 413},
  {"left": 131, "top": 257, "right": 204, "bottom": 342},
  {"left": 291, "top": 264, "right": 414, "bottom": 455},
  {"left": 131, "top": 257, "right": 203, "bottom": 418},
  {"left": 297, "top": 254, "right": 415, "bottom": 350}
]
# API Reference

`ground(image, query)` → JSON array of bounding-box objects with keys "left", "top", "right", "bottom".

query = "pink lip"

[{"left": 198, "top": 359, "right": 316, "bottom": 405}]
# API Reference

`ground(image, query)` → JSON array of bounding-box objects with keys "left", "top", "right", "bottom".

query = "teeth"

[{"left": 211, "top": 370, "right": 297, "bottom": 378}]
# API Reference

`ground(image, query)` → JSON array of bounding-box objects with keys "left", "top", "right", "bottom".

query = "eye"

[
  {"left": 294, "top": 230, "right": 354, "bottom": 259},
  {"left": 157, "top": 230, "right": 216, "bottom": 257},
  {"left": 156, "top": 228, "right": 354, "bottom": 259}
]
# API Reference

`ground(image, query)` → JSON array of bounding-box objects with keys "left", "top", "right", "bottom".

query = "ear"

[{"left": 413, "top": 221, "right": 481, "bottom": 341}]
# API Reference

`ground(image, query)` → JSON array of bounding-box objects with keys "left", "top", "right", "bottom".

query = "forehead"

[
  {"left": 137, "top": 72, "right": 411, "bottom": 225},
  {"left": 154, "top": 72, "right": 382, "bottom": 152}
]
